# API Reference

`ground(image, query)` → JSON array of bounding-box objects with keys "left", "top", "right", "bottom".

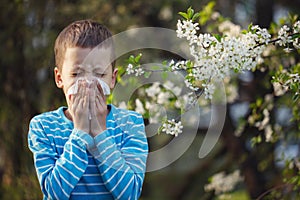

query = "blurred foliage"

[{"left": 0, "top": 0, "right": 300, "bottom": 199}]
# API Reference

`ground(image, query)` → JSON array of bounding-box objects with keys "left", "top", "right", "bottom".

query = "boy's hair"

[{"left": 54, "top": 19, "right": 115, "bottom": 71}]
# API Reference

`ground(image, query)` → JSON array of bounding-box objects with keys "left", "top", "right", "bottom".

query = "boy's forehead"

[{"left": 65, "top": 46, "right": 113, "bottom": 70}]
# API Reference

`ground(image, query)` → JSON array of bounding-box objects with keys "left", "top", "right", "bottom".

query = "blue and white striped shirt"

[{"left": 28, "top": 104, "right": 148, "bottom": 200}]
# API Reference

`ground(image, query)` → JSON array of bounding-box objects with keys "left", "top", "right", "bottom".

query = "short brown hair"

[{"left": 54, "top": 19, "right": 115, "bottom": 71}]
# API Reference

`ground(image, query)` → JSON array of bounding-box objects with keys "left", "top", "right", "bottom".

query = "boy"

[{"left": 28, "top": 20, "right": 148, "bottom": 200}]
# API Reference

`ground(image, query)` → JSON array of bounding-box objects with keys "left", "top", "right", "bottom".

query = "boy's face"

[{"left": 54, "top": 47, "right": 117, "bottom": 104}]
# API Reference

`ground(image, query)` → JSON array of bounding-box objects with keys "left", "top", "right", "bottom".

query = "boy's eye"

[
  {"left": 71, "top": 72, "right": 83, "bottom": 77},
  {"left": 95, "top": 73, "right": 105, "bottom": 77}
]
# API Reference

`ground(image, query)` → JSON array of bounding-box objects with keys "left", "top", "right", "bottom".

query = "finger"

[
  {"left": 83, "top": 86, "right": 89, "bottom": 110},
  {"left": 96, "top": 81, "right": 106, "bottom": 105},
  {"left": 96, "top": 81, "right": 104, "bottom": 95},
  {"left": 78, "top": 81, "right": 84, "bottom": 109},
  {"left": 96, "top": 93, "right": 106, "bottom": 109},
  {"left": 91, "top": 90, "right": 99, "bottom": 119},
  {"left": 70, "top": 93, "right": 80, "bottom": 116}
]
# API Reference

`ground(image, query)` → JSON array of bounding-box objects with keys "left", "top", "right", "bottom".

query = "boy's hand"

[
  {"left": 69, "top": 81, "right": 90, "bottom": 133},
  {"left": 89, "top": 80, "right": 107, "bottom": 137}
]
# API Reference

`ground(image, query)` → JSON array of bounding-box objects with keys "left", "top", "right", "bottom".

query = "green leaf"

[
  {"left": 187, "top": 7, "right": 194, "bottom": 20},
  {"left": 241, "top": 29, "right": 248, "bottom": 34},
  {"left": 161, "top": 71, "right": 169, "bottom": 80},
  {"left": 162, "top": 60, "right": 168, "bottom": 65},
  {"left": 256, "top": 98, "right": 263, "bottom": 107},
  {"left": 186, "top": 60, "right": 193, "bottom": 68},
  {"left": 290, "top": 83, "right": 298, "bottom": 91},
  {"left": 198, "top": 1, "right": 216, "bottom": 25},
  {"left": 134, "top": 53, "right": 143, "bottom": 63},
  {"left": 291, "top": 33, "right": 300, "bottom": 40},
  {"left": 157, "top": 125, "right": 164, "bottom": 135},
  {"left": 213, "top": 34, "right": 222, "bottom": 42},
  {"left": 178, "top": 12, "right": 189, "bottom": 20},
  {"left": 248, "top": 23, "right": 253, "bottom": 31},
  {"left": 128, "top": 55, "right": 135, "bottom": 64},
  {"left": 151, "top": 65, "right": 162, "bottom": 71},
  {"left": 279, "top": 18, "right": 286, "bottom": 25},
  {"left": 192, "top": 12, "right": 200, "bottom": 21},
  {"left": 144, "top": 71, "right": 152, "bottom": 78},
  {"left": 292, "top": 94, "right": 299, "bottom": 102}
]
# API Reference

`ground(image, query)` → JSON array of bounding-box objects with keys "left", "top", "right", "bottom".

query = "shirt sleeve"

[
  {"left": 28, "top": 117, "right": 94, "bottom": 200},
  {"left": 89, "top": 114, "right": 148, "bottom": 200}
]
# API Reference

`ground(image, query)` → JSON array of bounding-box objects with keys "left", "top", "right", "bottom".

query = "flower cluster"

[
  {"left": 272, "top": 67, "right": 300, "bottom": 99},
  {"left": 293, "top": 21, "right": 300, "bottom": 50},
  {"left": 176, "top": 18, "right": 273, "bottom": 99},
  {"left": 126, "top": 63, "right": 145, "bottom": 76},
  {"left": 277, "top": 21, "right": 300, "bottom": 50},
  {"left": 121, "top": 8, "right": 300, "bottom": 141},
  {"left": 204, "top": 170, "right": 243, "bottom": 196},
  {"left": 161, "top": 119, "right": 183, "bottom": 137},
  {"left": 277, "top": 25, "right": 292, "bottom": 46},
  {"left": 124, "top": 17, "right": 299, "bottom": 101},
  {"left": 173, "top": 10, "right": 300, "bottom": 99},
  {"left": 125, "top": 53, "right": 145, "bottom": 76},
  {"left": 176, "top": 20, "right": 199, "bottom": 40}
]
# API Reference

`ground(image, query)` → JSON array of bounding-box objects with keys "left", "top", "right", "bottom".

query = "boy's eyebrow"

[
  {"left": 93, "top": 66, "right": 108, "bottom": 72},
  {"left": 71, "top": 64, "right": 108, "bottom": 73},
  {"left": 72, "top": 64, "right": 85, "bottom": 70}
]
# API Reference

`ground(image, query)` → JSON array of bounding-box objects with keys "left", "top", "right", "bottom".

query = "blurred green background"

[{"left": 0, "top": 0, "right": 299, "bottom": 199}]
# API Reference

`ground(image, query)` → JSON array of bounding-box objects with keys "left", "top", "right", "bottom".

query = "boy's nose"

[{"left": 82, "top": 76, "right": 97, "bottom": 87}]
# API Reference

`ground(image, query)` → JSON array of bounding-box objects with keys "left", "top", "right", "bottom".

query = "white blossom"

[
  {"left": 203, "top": 83, "right": 216, "bottom": 99},
  {"left": 277, "top": 25, "right": 292, "bottom": 46},
  {"left": 161, "top": 119, "right": 183, "bottom": 137},
  {"left": 176, "top": 19, "right": 199, "bottom": 40},
  {"left": 126, "top": 63, "right": 134, "bottom": 74},
  {"left": 157, "top": 92, "right": 171, "bottom": 104},
  {"left": 293, "top": 38, "right": 300, "bottom": 49},
  {"left": 145, "top": 102, "right": 162, "bottom": 124},
  {"left": 226, "top": 84, "right": 239, "bottom": 103},
  {"left": 177, "top": 92, "right": 197, "bottom": 109},
  {"left": 294, "top": 158, "right": 300, "bottom": 171},
  {"left": 174, "top": 99, "right": 183, "bottom": 109},
  {"left": 145, "top": 82, "right": 161, "bottom": 98},
  {"left": 135, "top": 67, "right": 144, "bottom": 76},
  {"left": 273, "top": 81, "right": 289, "bottom": 96},
  {"left": 163, "top": 80, "right": 182, "bottom": 96},
  {"left": 211, "top": 12, "right": 220, "bottom": 20},
  {"left": 265, "top": 125, "right": 273, "bottom": 142},
  {"left": 118, "top": 101, "right": 128, "bottom": 109},
  {"left": 252, "top": 25, "right": 271, "bottom": 44},
  {"left": 174, "top": 21, "right": 271, "bottom": 99},
  {"left": 184, "top": 79, "right": 198, "bottom": 91},
  {"left": 293, "top": 21, "right": 300, "bottom": 33},
  {"left": 218, "top": 20, "right": 241, "bottom": 37},
  {"left": 255, "top": 108, "right": 270, "bottom": 130},
  {"left": 204, "top": 170, "right": 243, "bottom": 195},
  {"left": 135, "top": 98, "right": 145, "bottom": 115}
]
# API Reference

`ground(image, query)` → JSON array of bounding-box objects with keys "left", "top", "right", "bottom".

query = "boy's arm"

[
  {"left": 90, "top": 114, "right": 148, "bottom": 200},
  {"left": 28, "top": 117, "right": 93, "bottom": 200}
]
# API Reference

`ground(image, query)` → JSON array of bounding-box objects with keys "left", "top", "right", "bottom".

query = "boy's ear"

[
  {"left": 54, "top": 67, "right": 63, "bottom": 88},
  {"left": 110, "top": 68, "right": 118, "bottom": 89}
]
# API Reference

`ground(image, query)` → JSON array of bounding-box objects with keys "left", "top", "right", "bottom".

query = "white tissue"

[{"left": 67, "top": 78, "right": 110, "bottom": 96}]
